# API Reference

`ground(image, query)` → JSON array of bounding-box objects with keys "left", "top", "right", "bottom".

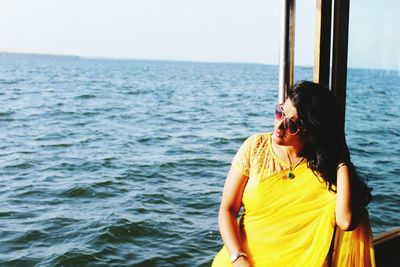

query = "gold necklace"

[{"left": 285, "top": 148, "right": 304, "bottom": 179}]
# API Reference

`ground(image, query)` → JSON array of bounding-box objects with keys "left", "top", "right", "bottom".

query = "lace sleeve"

[{"left": 231, "top": 134, "right": 259, "bottom": 177}]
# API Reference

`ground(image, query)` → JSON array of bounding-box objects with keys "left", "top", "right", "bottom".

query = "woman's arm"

[
  {"left": 218, "top": 166, "right": 251, "bottom": 266},
  {"left": 335, "top": 163, "right": 355, "bottom": 230},
  {"left": 335, "top": 163, "right": 364, "bottom": 231}
]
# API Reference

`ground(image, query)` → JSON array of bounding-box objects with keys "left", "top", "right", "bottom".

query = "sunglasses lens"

[
  {"left": 286, "top": 119, "right": 299, "bottom": 134},
  {"left": 275, "top": 105, "right": 283, "bottom": 120}
]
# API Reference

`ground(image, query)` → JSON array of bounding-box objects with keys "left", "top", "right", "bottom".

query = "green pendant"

[{"left": 287, "top": 172, "right": 294, "bottom": 179}]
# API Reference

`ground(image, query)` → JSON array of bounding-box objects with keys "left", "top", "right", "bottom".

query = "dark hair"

[{"left": 289, "top": 81, "right": 371, "bottom": 205}]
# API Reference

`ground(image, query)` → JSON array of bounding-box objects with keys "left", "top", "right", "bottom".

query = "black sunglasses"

[{"left": 275, "top": 104, "right": 304, "bottom": 135}]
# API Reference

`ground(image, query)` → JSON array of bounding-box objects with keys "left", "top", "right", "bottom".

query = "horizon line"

[{"left": 1, "top": 51, "right": 398, "bottom": 72}]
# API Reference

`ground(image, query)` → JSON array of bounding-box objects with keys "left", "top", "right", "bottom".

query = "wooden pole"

[
  {"left": 331, "top": 0, "right": 350, "bottom": 127},
  {"left": 288, "top": 0, "right": 295, "bottom": 91},
  {"left": 279, "top": 0, "right": 296, "bottom": 104},
  {"left": 313, "top": 0, "right": 332, "bottom": 87}
]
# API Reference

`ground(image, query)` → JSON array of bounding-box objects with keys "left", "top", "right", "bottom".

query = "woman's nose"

[{"left": 275, "top": 118, "right": 286, "bottom": 130}]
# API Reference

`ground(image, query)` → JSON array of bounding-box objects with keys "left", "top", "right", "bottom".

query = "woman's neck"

[
  {"left": 272, "top": 141, "right": 304, "bottom": 164},
  {"left": 286, "top": 145, "right": 303, "bottom": 159}
]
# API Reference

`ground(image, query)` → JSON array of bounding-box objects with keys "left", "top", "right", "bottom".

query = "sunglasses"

[{"left": 275, "top": 104, "right": 303, "bottom": 135}]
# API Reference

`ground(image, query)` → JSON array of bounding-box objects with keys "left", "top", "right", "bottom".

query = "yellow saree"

[{"left": 212, "top": 133, "right": 375, "bottom": 267}]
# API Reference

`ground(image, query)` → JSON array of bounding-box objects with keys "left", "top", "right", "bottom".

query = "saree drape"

[{"left": 212, "top": 133, "right": 375, "bottom": 266}]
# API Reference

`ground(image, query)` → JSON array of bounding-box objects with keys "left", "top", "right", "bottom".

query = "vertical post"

[
  {"left": 288, "top": 1, "right": 295, "bottom": 91},
  {"left": 313, "top": 0, "right": 332, "bottom": 87},
  {"left": 279, "top": 0, "right": 296, "bottom": 104},
  {"left": 331, "top": 0, "right": 350, "bottom": 127}
]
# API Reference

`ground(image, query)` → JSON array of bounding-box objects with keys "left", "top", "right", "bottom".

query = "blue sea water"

[{"left": 0, "top": 53, "right": 399, "bottom": 266}]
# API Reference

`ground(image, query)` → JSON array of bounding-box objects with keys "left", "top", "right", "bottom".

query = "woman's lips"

[{"left": 273, "top": 130, "right": 284, "bottom": 138}]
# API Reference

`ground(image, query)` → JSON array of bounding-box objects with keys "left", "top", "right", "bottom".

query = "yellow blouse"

[{"left": 212, "top": 133, "right": 375, "bottom": 267}]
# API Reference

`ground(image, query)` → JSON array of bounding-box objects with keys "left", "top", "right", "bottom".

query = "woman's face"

[{"left": 272, "top": 98, "right": 307, "bottom": 149}]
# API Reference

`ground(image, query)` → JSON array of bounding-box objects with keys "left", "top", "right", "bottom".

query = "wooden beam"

[
  {"left": 331, "top": 0, "right": 350, "bottom": 126},
  {"left": 279, "top": 0, "right": 296, "bottom": 103},
  {"left": 279, "top": 0, "right": 289, "bottom": 103},
  {"left": 313, "top": 0, "right": 332, "bottom": 86},
  {"left": 288, "top": 0, "right": 296, "bottom": 91}
]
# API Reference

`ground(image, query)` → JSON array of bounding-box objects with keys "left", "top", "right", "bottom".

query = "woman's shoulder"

[
  {"left": 246, "top": 132, "right": 272, "bottom": 143},
  {"left": 241, "top": 132, "right": 272, "bottom": 150}
]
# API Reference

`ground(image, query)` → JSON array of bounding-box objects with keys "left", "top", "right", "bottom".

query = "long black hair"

[{"left": 289, "top": 81, "right": 371, "bottom": 205}]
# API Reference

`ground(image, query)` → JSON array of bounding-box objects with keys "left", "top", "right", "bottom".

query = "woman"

[{"left": 212, "top": 81, "right": 375, "bottom": 266}]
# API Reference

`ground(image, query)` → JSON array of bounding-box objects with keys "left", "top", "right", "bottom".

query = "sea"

[{"left": 0, "top": 53, "right": 399, "bottom": 266}]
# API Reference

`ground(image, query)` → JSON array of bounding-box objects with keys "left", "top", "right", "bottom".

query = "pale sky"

[{"left": 0, "top": 0, "right": 399, "bottom": 69}]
